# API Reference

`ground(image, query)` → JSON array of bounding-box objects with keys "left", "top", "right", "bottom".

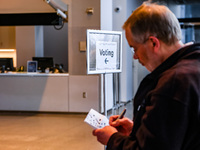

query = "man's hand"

[
  {"left": 109, "top": 115, "right": 133, "bottom": 136},
  {"left": 93, "top": 126, "right": 118, "bottom": 145},
  {"left": 92, "top": 115, "right": 133, "bottom": 145}
]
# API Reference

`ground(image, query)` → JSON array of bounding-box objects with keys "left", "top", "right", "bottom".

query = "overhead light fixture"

[{"left": 0, "top": 49, "right": 15, "bottom": 52}]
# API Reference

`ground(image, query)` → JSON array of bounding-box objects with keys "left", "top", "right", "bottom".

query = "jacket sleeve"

[
  {"left": 106, "top": 69, "right": 193, "bottom": 150},
  {"left": 107, "top": 96, "right": 188, "bottom": 150},
  {"left": 107, "top": 132, "right": 140, "bottom": 150}
]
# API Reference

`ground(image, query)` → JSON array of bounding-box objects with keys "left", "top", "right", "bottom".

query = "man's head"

[
  {"left": 123, "top": 2, "right": 182, "bottom": 72},
  {"left": 123, "top": 2, "right": 181, "bottom": 45}
]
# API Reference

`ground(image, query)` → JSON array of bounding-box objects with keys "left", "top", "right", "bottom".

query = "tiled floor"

[{"left": 0, "top": 101, "right": 133, "bottom": 150}]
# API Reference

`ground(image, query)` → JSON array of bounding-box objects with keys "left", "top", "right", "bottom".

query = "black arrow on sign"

[{"left": 105, "top": 58, "right": 109, "bottom": 64}]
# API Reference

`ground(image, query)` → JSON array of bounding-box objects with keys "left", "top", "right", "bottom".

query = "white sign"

[
  {"left": 87, "top": 29, "right": 122, "bottom": 74},
  {"left": 96, "top": 41, "right": 117, "bottom": 71}
]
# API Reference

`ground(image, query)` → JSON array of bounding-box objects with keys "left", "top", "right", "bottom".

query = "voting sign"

[
  {"left": 87, "top": 30, "right": 122, "bottom": 74},
  {"left": 96, "top": 41, "right": 117, "bottom": 70}
]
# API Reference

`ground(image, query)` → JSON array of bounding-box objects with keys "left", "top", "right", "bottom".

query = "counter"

[
  {"left": 0, "top": 72, "right": 69, "bottom": 112},
  {"left": 0, "top": 72, "right": 69, "bottom": 76},
  {"left": 0, "top": 73, "right": 100, "bottom": 113}
]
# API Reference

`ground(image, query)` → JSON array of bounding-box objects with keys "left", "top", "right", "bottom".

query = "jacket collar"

[{"left": 148, "top": 43, "right": 200, "bottom": 80}]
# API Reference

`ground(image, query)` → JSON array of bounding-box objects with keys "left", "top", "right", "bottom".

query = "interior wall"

[
  {"left": 0, "top": 26, "right": 16, "bottom": 49},
  {"left": 0, "top": 0, "right": 55, "bottom": 14},
  {"left": 35, "top": 26, "right": 44, "bottom": 57},
  {"left": 68, "top": 0, "right": 100, "bottom": 75},
  {"left": 113, "top": 0, "right": 134, "bottom": 102},
  {"left": 43, "top": 23, "right": 68, "bottom": 72},
  {"left": 112, "top": 0, "right": 150, "bottom": 101},
  {"left": 16, "top": 26, "right": 35, "bottom": 70}
]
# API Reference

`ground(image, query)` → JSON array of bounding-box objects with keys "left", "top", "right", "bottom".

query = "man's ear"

[{"left": 149, "top": 36, "right": 160, "bottom": 53}]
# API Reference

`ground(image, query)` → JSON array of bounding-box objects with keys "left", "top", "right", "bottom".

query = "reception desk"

[{"left": 0, "top": 73, "right": 100, "bottom": 112}]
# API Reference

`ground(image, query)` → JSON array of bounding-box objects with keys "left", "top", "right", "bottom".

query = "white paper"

[{"left": 84, "top": 109, "right": 109, "bottom": 129}]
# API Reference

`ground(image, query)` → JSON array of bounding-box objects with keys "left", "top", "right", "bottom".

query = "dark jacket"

[{"left": 107, "top": 43, "right": 200, "bottom": 150}]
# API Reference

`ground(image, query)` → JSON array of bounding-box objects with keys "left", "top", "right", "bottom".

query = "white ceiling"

[{"left": 0, "top": 0, "right": 55, "bottom": 14}]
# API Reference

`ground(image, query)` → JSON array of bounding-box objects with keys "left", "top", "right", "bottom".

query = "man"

[{"left": 93, "top": 2, "right": 200, "bottom": 150}]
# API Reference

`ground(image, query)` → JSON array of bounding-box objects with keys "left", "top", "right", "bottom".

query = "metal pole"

[{"left": 103, "top": 73, "right": 107, "bottom": 117}]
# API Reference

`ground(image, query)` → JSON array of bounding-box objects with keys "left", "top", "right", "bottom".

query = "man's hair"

[{"left": 123, "top": 2, "right": 182, "bottom": 45}]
